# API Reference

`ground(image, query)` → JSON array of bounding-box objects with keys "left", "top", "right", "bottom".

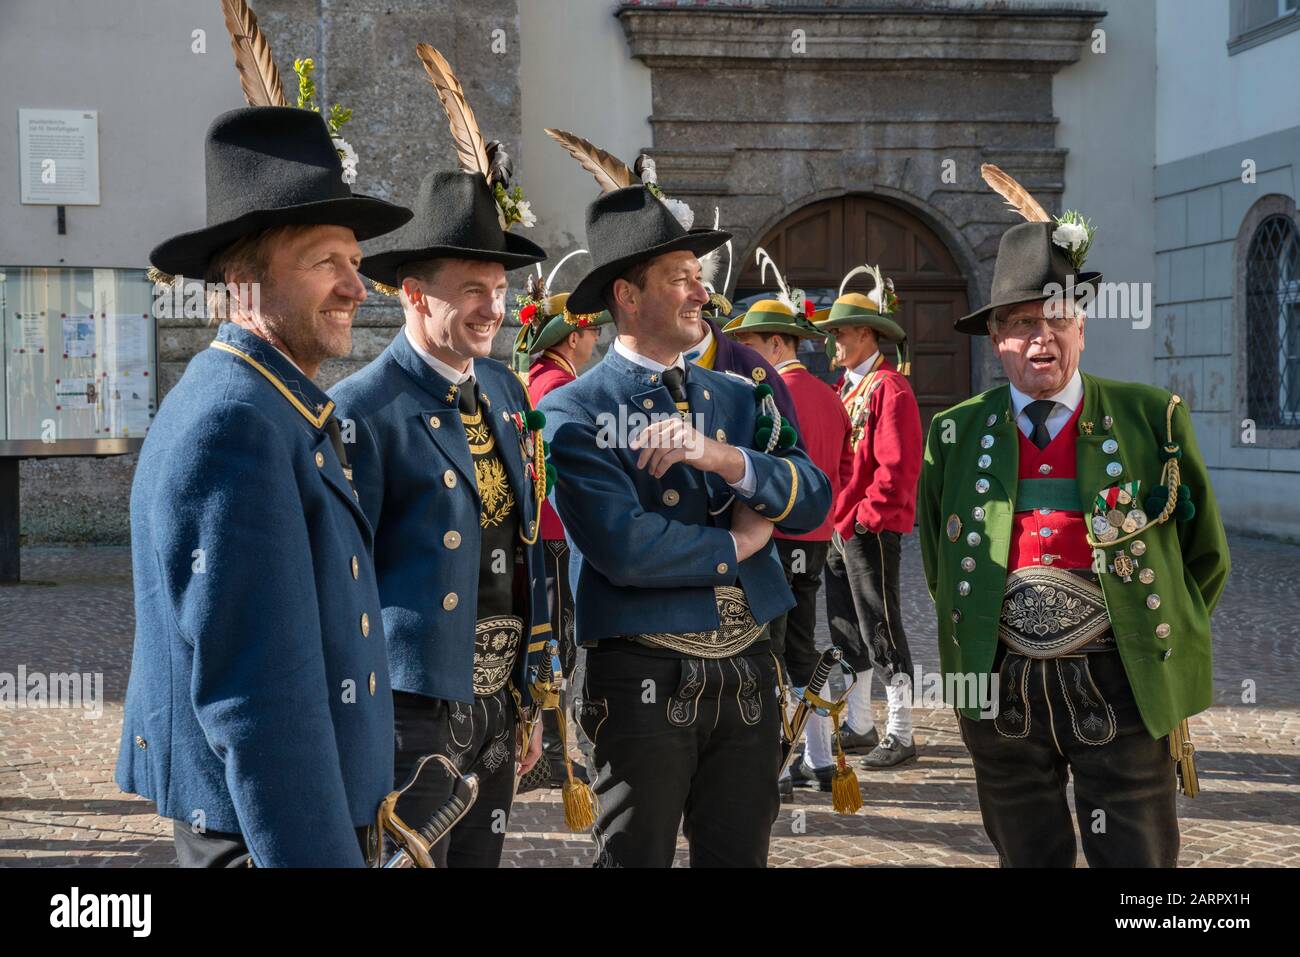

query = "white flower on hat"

[
  {"left": 661, "top": 197, "right": 695, "bottom": 231},
  {"left": 333, "top": 137, "right": 358, "bottom": 185},
  {"left": 516, "top": 200, "right": 537, "bottom": 228},
  {"left": 1052, "top": 221, "right": 1088, "bottom": 252}
]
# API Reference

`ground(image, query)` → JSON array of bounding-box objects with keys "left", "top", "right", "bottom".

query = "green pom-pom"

[
  {"left": 525, "top": 408, "right": 546, "bottom": 431},
  {"left": 1175, "top": 497, "right": 1195, "bottom": 521},
  {"left": 754, "top": 383, "right": 773, "bottom": 401},
  {"left": 755, "top": 427, "right": 773, "bottom": 448},
  {"left": 756, "top": 414, "right": 774, "bottom": 431},
  {"left": 1144, "top": 487, "right": 1169, "bottom": 515},
  {"left": 1159, "top": 443, "right": 1182, "bottom": 462},
  {"left": 1177, "top": 483, "right": 1191, "bottom": 500},
  {"left": 777, "top": 424, "right": 797, "bottom": 450},
  {"left": 545, "top": 462, "right": 556, "bottom": 495}
]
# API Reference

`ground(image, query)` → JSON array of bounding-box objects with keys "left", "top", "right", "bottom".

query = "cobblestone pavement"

[{"left": 1, "top": 535, "right": 1297, "bottom": 867}]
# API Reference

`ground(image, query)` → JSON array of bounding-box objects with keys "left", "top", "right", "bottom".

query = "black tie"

[
  {"left": 661, "top": 365, "right": 689, "bottom": 413},
  {"left": 1024, "top": 399, "right": 1056, "bottom": 450},
  {"left": 323, "top": 415, "right": 353, "bottom": 484},
  {"left": 457, "top": 375, "right": 479, "bottom": 415}
]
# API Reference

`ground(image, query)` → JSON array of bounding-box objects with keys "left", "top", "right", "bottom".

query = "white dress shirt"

[
  {"left": 1008, "top": 369, "right": 1083, "bottom": 442},
  {"left": 842, "top": 350, "right": 881, "bottom": 390},
  {"left": 683, "top": 326, "right": 714, "bottom": 365},
  {"left": 405, "top": 326, "right": 475, "bottom": 384}
]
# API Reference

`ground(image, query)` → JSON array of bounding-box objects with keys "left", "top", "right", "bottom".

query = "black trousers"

[
  {"left": 171, "top": 821, "right": 369, "bottom": 868},
  {"left": 392, "top": 689, "right": 518, "bottom": 868},
  {"left": 769, "top": 538, "right": 829, "bottom": 688},
  {"left": 542, "top": 538, "right": 577, "bottom": 761},
  {"left": 958, "top": 648, "right": 1180, "bottom": 868},
  {"left": 577, "top": 644, "right": 781, "bottom": 868},
  {"left": 824, "top": 526, "right": 913, "bottom": 677}
]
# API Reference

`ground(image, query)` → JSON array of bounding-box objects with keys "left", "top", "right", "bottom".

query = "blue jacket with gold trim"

[
  {"left": 539, "top": 347, "right": 831, "bottom": 645},
  {"left": 116, "top": 323, "right": 393, "bottom": 868},
  {"left": 330, "top": 329, "right": 550, "bottom": 706}
]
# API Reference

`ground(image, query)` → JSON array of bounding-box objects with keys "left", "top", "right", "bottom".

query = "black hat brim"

[
  {"left": 955, "top": 270, "right": 1102, "bottom": 335},
  {"left": 566, "top": 229, "right": 732, "bottom": 315},
  {"left": 360, "top": 231, "right": 547, "bottom": 287},
  {"left": 148, "top": 194, "right": 412, "bottom": 279}
]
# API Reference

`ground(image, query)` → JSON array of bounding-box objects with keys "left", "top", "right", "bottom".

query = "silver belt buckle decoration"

[
  {"left": 998, "top": 566, "right": 1111, "bottom": 658},
  {"left": 473, "top": 615, "right": 523, "bottom": 695},
  {"left": 635, "top": 586, "right": 763, "bottom": 658}
]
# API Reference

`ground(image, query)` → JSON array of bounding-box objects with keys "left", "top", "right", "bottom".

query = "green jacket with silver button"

[{"left": 918, "top": 373, "right": 1230, "bottom": 739}]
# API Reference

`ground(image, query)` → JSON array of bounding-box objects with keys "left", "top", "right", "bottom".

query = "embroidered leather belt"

[
  {"left": 473, "top": 615, "right": 523, "bottom": 696},
  {"left": 998, "top": 566, "right": 1114, "bottom": 658},
  {"left": 629, "top": 586, "right": 764, "bottom": 658}
]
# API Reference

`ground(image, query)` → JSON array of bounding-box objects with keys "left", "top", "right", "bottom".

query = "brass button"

[
  {"left": 443, "top": 470, "right": 457, "bottom": 489},
  {"left": 1155, "top": 622, "right": 1171, "bottom": 639},
  {"left": 1146, "top": 594, "right": 1162, "bottom": 610},
  {"left": 662, "top": 489, "right": 680, "bottom": 507},
  {"left": 135, "top": 735, "right": 147, "bottom": 750},
  {"left": 1130, "top": 540, "right": 1147, "bottom": 556},
  {"left": 715, "top": 429, "right": 727, "bottom": 442},
  {"left": 360, "top": 612, "right": 370, "bottom": 637},
  {"left": 716, "top": 562, "right": 729, "bottom": 575},
  {"left": 429, "top": 415, "right": 441, "bottom": 429},
  {"left": 443, "top": 530, "right": 461, "bottom": 549},
  {"left": 314, "top": 451, "right": 325, "bottom": 468},
  {"left": 369, "top": 672, "right": 377, "bottom": 695},
  {"left": 351, "top": 556, "right": 359, "bottom": 580},
  {"left": 703, "top": 389, "right": 711, "bottom": 400},
  {"left": 443, "top": 592, "right": 459, "bottom": 611},
  {"left": 642, "top": 399, "right": 654, "bottom": 410},
  {"left": 754, "top": 503, "right": 766, "bottom": 512},
  {"left": 1138, "top": 567, "right": 1155, "bottom": 584}
]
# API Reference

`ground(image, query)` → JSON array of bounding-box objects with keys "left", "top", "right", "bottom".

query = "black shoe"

[
  {"left": 778, "top": 774, "right": 794, "bottom": 802},
  {"left": 837, "top": 725, "right": 880, "bottom": 754},
  {"left": 859, "top": 733, "right": 917, "bottom": 770},
  {"left": 789, "top": 759, "right": 834, "bottom": 791}
]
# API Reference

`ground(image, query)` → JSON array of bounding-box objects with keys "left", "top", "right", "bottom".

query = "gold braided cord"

[{"left": 513, "top": 369, "right": 547, "bottom": 546}]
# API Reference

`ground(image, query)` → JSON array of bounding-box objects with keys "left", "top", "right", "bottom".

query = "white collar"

[
  {"left": 683, "top": 326, "right": 713, "bottom": 364},
  {"left": 1009, "top": 368, "right": 1083, "bottom": 418},
  {"left": 844, "top": 350, "right": 881, "bottom": 387},
  {"left": 613, "top": 336, "right": 685, "bottom": 375},
  {"left": 405, "top": 326, "right": 475, "bottom": 384},
  {"left": 775, "top": 357, "right": 802, "bottom": 371}
]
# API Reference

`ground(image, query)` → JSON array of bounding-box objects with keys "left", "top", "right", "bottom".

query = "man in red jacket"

[
  {"left": 514, "top": 276, "right": 611, "bottom": 785},
  {"left": 813, "top": 267, "right": 924, "bottom": 770}
]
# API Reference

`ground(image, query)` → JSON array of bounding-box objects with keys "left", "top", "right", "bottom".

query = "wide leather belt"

[
  {"left": 998, "top": 566, "right": 1114, "bottom": 658},
  {"left": 473, "top": 615, "right": 523, "bottom": 696},
  {"left": 629, "top": 586, "right": 764, "bottom": 658}
]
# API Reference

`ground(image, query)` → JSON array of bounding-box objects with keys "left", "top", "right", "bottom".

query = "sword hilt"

[{"left": 806, "top": 647, "right": 842, "bottom": 697}]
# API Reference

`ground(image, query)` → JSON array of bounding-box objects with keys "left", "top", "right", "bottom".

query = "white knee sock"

[
  {"left": 845, "top": 668, "right": 875, "bottom": 734},
  {"left": 803, "top": 710, "right": 834, "bottom": 769},
  {"left": 885, "top": 674, "right": 914, "bottom": 745}
]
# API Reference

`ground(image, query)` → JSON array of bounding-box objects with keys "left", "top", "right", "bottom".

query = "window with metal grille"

[{"left": 1246, "top": 215, "right": 1300, "bottom": 427}]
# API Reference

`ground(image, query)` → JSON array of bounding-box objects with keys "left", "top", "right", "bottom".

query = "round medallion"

[
  {"left": 1129, "top": 540, "right": 1147, "bottom": 556},
  {"left": 1092, "top": 514, "right": 1112, "bottom": 537},
  {"left": 1102, "top": 439, "right": 1118, "bottom": 454},
  {"left": 663, "top": 489, "right": 680, "bottom": 507},
  {"left": 1146, "top": 594, "right": 1162, "bottom": 610},
  {"left": 1098, "top": 526, "right": 1119, "bottom": 543},
  {"left": 961, "top": 557, "right": 976, "bottom": 572},
  {"left": 1129, "top": 509, "right": 1148, "bottom": 530},
  {"left": 946, "top": 514, "right": 962, "bottom": 542},
  {"left": 1155, "top": 622, "right": 1171, "bottom": 639},
  {"left": 975, "top": 478, "right": 990, "bottom": 494},
  {"left": 443, "top": 469, "right": 457, "bottom": 489},
  {"left": 442, "top": 592, "right": 458, "bottom": 611},
  {"left": 443, "top": 530, "right": 461, "bottom": 549},
  {"left": 1138, "top": 567, "right": 1155, "bottom": 584},
  {"left": 1107, "top": 508, "right": 1126, "bottom": 528}
]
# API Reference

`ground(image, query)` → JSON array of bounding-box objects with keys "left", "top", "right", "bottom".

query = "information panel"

[
  {"left": 18, "top": 109, "right": 101, "bottom": 206},
  {"left": 1, "top": 267, "right": 156, "bottom": 444}
]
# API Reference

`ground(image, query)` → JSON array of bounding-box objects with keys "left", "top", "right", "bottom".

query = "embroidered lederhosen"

[{"left": 994, "top": 464, "right": 1118, "bottom": 745}]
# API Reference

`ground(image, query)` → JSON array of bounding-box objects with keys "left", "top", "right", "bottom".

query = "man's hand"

[
  {"left": 516, "top": 719, "right": 544, "bottom": 776},
  {"left": 630, "top": 415, "right": 745, "bottom": 483},
  {"left": 730, "top": 501, "right": 775, "bottom": 562}
]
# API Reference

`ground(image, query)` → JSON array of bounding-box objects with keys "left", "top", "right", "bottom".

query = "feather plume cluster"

[
  {"left": 544, "top": 128, "right": 695, "bottom": 230},
  {"left": 221, "top": 0, "right": 287, "bottom": 107},
  {"left": 756, "top": 247, "right": 805, "bottom": 316},
  {"left": 980, "top": 163, "right": 1050, "bottom": 223}
]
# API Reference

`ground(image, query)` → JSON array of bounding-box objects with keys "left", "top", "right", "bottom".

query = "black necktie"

[
  {"left": 323, "top": 415, "right": 353, "bottom": 484},
  {"left": 457, "top": 375, "right": 479, "bottom": 415},
  {"left": 1024, "top": 399, "right": 1056, "bottom": 450},
  {"left": 661, "top": 365, "right": 689, "bottom": 414}
]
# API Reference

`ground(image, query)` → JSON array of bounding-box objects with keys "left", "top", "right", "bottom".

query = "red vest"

[
  {"left": 775, "top": 362, "right": 851, "bottom": 542},
  {"left": 1008, "top": 403, "right": 1093, "bottom": 571},
  {"left": 831, "top": 358, "right": 923, "bottom": 537},
  {"left": 527, "top": 351, "right": 577, "bottom": 541}
]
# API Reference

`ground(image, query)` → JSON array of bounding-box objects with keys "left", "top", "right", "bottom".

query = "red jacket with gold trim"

[
  {"left": 528, "top": 351, "right": 576, "bottom": 541},
  {"left": 775, "top": 361, "right": 851, "bottom": 542}
]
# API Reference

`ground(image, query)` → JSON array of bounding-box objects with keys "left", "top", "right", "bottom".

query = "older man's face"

[
  {"left": 990, "top": 298, "right": 1086, "bottom": 399},
  {"left": 255, "top": 225, "right": 366, "bottom": 373}
]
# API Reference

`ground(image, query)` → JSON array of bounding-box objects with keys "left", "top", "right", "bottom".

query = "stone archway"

[{"left": 736, "top": 194, "right": 972, "bottom": 428}]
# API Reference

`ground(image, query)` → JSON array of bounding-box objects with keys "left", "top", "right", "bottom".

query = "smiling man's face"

[
  {"left": 624, "top": 250, "right": 710, "bottom": 355},
  {"left": 991, "top": 297, "right": 1086, "bottom": 399},
  {"left": 401, "top": 257, "right": 509, "bottom": 369}
]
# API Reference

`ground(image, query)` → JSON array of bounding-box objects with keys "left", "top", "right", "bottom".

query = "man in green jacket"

[{"left": 919, "top": 212, "right": 1229, "bottom": 867}]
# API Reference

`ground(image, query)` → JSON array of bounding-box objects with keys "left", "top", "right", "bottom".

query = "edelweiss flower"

[
  {"left": 516, "top": 200, "right": 537, "bottom": 228},
  {"left": 333, "top": 137, "right": 358, "bottom": 185},
  {"left": 662, "top": 197, "right": 694, "bottom": 231},
  {"left": 1052, "top": 222, "right": 1089, "bottom": 251}
]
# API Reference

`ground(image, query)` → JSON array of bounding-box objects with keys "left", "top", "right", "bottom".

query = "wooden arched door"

[{"left": 735, "top": 195, "right": 972, "bottom": 429}]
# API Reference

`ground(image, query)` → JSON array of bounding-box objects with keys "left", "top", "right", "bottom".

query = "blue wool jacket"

[
  {"left": 330, "top": 330, "right": 550, "bottom": 705},
  {"left": 539, "top": 346, "right": 831, "bottom": 645},
  {"left": 116, "top": 323, "right": 394, "bottom": 868}
]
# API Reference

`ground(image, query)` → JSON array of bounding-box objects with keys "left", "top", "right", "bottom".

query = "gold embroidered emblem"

[
  {"left": 751, "top": 367, "right": 767, "bottom": 383},
  {"left": 476, "top": 455, "right": 515, "bottom": 528}
]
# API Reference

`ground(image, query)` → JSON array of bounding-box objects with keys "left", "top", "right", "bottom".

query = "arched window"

[{"left": 1246, "top": 214, "right": 1300, "bottom": 427}]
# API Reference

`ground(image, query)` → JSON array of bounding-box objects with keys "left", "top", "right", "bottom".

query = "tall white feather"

[
  {"left": 756, "top": 247, "right": 795, "bottom": 312},
  {"left": 546, "top": 248, "right": 589, "bottom": 292}
]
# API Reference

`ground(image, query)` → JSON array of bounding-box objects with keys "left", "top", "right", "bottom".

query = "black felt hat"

[
  {"left": 956, "top": 221, "right": 1102, "bottom": 335},
  {"left": 360, "top": 170, "right": 548, "bottom": 286},
  {"left": 149, "top": 107, "right": 412, "bottom": 278},
  {"left": 565, "top": 187, "right": 731, "bottom": 314}
]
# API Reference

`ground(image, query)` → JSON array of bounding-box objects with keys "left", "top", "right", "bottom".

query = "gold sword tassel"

[{"left": 1169, "top": 718, "right": 1200, "bottom": 798}]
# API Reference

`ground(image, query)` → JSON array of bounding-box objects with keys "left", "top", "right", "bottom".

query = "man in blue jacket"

[
  {"left": 331, "top": 163, "right": 552, "bottom": 867},
  {"left": 116, "top": 105, "right": 412, "bottom": 867},
  {"left": 541, "top": 174, "right": 832, "bottom": 867}
]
